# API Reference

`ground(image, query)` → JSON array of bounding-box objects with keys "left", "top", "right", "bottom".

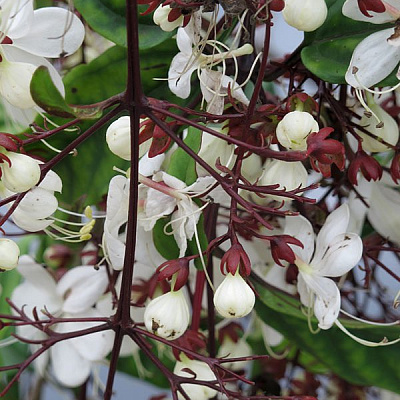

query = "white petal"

[
  {"left": 176, "top": 27, "right": 194, "bottom": 55},
  {"left": 301, "top": 273, "right": 341, "bottom": 330},
  {"left": 313, "top": 233, "right": 363, "bottom": 276},
  {"left": 345, "top": 29, "right": 400, "bottom": 88},
  {"left": 168, "top": 52, "right": 199, "bottom": 99},
  {"left": 17, "top": 187, "right": 58, "bottom": 219},
  {"left": 11, "top": 209, "right": 52, "bottom": 232},
  {"left": 139, "top": 153, "right": 165, "bottom": 176},
  {"left": 57, "top": 266, "right": 108, "bottom": 314},
  {"left": 368, "top": 182, "right": 400, "bottom": 245},
  {"left": 39, "top": 170, "right": 62, "bottom": 192},
  {"left": 297, "top": 273, "right": 312, "bottom": 307},
  {"left": 342, "top": 0, "right": 397, "bottom": 23},
  {"left": 2, "top": 45, "right": 65, "bottom": 96},
  {"left": 12, "top": 8, "right": 85, "bottom": 58},
  {"left": 3, "top": 0, "right": 34, "bottom": 39},
  {"left": 283, "top": 214, "right": 315, "bottom": 264},
  {"left": 313, "top": 204, "right": 350, "bottom": 263},
  {"left": 50, "top": 324, "right": 91, "bottom": 387},
  {"left": 62, "top": 310, "right": 114, "bottom": 361},
  {"left": 261, "top": 324, "right": 284, "bottom": 347}
]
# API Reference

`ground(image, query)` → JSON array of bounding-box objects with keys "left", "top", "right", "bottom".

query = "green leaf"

[
  {"left": 153, "top": 218, "right": 180, "bottom": 260},
  {"left": 30, "top": 67, "right": 102, "bottom": 119},
  {"left": 301, "top": 0, "right": 397, "bottom": 85},
  {"left": 74, "top": 0, "right": 173, "bottom": 49},
  {"left": 167, "top": 126, "right": 202, "bottom": 185},
  {"left": 30, "top": 66, "right": 75, "bottom": 118},
  {"left": 253, "top": 276, "right": 400, "bottom": 393}
]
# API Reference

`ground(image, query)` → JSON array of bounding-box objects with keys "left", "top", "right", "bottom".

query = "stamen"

[
  {"left": 340, "top": 309, "right": 400, "bottom": 326},
  {"left": 40, "top": 138, "right": 76, "bottom": 155},
  {"left": 335, "top": 320, "right": 400, "bottom": 347}
]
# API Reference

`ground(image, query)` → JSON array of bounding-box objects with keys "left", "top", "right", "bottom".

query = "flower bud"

[
  {"left": 144, "top": 289, "right": 190, "bottom": 340},
  {"left": 356, "top": 95, "right": 399, "bottom": 153},
  {"left": 106, "top": 116, "right": 131, "bottom": 160},
  {"left": 255, "top": 159, "right": 308, "bottom": 202},
  {"left": 1, "top": 152, "right": 41, "bottom": 193},
  {"left": 214, "top": 271, "right": 255, "bottom": 319},
  {"left": 282, "top": 0, "right": 328, "bottom": 32},
  {"left": 153, "top": 5, "right": 184, "bottom": 32},
  {"left": 0, "top": 61, "right": 37, "bottom": 109},
  {"left": 276, "top": 111, "right": 319, "bottom": 151},
  {"left": 174, "top": 354, "right": 217, "bottom": 400},
  {"left": 0, "top": 238, "right": 20, "bottom": 271}
]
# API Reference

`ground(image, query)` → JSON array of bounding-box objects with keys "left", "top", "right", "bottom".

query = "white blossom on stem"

[{"left": 282, "top": 204, "right": 363, "bottom": 329}]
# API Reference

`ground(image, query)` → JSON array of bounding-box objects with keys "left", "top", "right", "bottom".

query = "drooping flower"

[
  {"left": 343, "top": 0, "right": 400, "bottom": 88},
  {"left": 0, "top": 238, "right": 20, "bottom": 270},
  {"left": 213, "top": 270, "right": 255, "bottom": 319},
  {"left": 276, "top": 111, "right": 319, "bottom": 151},
  {"left": 283, "top": 0, "right": 328, "bottom": 32},
  {"left": 144, "top": 288, "right": 190, "bottom": 340},
  {"left": 282, "top": 204, "right": 363, "bottom": 329}
]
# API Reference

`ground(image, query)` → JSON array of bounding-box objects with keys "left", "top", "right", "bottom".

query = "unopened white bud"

[
  {"left": 0, "top": 238, "right": 20, "bottom": 271},
  {"left": 153, "top": 5, "right": 183, "bottom": 32},
  {"left": 214, "top": 271, "right": 255, "bottom": 319},
  {"left": 1, "top": 152, "right": 41, "bottom": 193},
  {"left": 283, "top": 0, "right": 328, "bottom": 32},
  {"left": 356, "top": 95, "right": 399, "bottom": 152},
  {"left": 217, "top": 337, "right": 252, "bottom": 371},
  {"left": 255, "top": 159, "right": 308, "bottom": 203},
  {"left": 106, "top": 116, "right": 131, "bottom": 160},
  {"left": 276, "top": 111, "right": 319, "bottom": 151},
  {"left": 144, "top": 289, "right": 190, "bottom": 340},
  {"left": 0, "top": 61, "right": 37, "bottom": 109},
  {"left": 174, "top": 354, "right": 218, "bottom": 400}
]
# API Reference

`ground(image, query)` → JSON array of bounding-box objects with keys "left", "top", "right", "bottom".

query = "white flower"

[
  {"left": 168, "top": 12, "right": 253, "bottom": 111},
  {"left": 144, "top": 289, "right": 190, "bottom": 340},
  {"left": 283, "top": 0, "right": 328, "bottom": 32},
  {"left": 138, "top": 171, "right": 215, "bottom": 257},
  {"left": 343, "top": 0, "right": 400, "bottom": 88},
  {"left": 0, "top": 238, "right": 19, "bottom": 270},
  {"left": 355, "top": 93, "right": 399, "bottom": 152},
  {"left": 214, "top": 270, "right": 255, "bottom": 319},
  {"left": 0, "top": 0, "right": 85, "bottom": 124},
  {"left": 276, "top": 111, "right": 319, "bottom": 150},
  {"left": 153, "top": 4, "right": 184, "bottom": 31},
  {"left": 283, "top": 204, "right": 363, "bottom": 329},
  {"left": 0, "top": 151, "right": 41, "bottom": 193},
  {"left": 174, "top": 354, "right": 218, "bottom": 400},
  {"left": 103, "top": 174, "right": 166, "bottom": 271},
  {"left": 254, "top": 159, "right": 308, "bottom": 203},
  {"left": 11, "top": 256, "right": 112, "bottom": 387},
  {"left": 0, "top": 169, "right": 62, "bottom": 232}
]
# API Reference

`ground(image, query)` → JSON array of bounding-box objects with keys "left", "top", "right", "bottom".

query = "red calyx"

[
  {"left": 348, "top": 150, "right": 383, "bottom": 185},
  {"left": 220, "top": 243, "right": 251, "bottom": 276},
  {"left": 268, "top": 235, "right": 304, "bottom": 267},
  {"left": 390, "top": 152, "right": 400, "bottom": 184},
  {"left": 157, "top": 258, "right": 189, "bottom": 291},
  {"left": 173, "top": 330, "right": 206, "bottom": 360},
  {"left": 306, "top": 128, "right": 345, "bottom": 177}
]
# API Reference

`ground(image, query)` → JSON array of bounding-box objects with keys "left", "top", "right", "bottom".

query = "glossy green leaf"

[
  {"left": 301, "top": 0, "right": 396, "bottom": 85},
  {"left": 167, "top": 126, "right": 202, "bottom": 185},
  {"left": 153, "top": 218, "right": 180, "bottom": 260},
  {"left": 74, "top": 0, "right": 173, "bottom": 49},
  {"left": 253, "top": 276, "right": 400, "bottom": 393},
  {"left": 30, "top": 66, "right": 75, "bottom": 118}
]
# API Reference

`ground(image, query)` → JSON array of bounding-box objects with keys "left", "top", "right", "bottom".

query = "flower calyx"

[
  {"left": 357, "top": 0, "right": 386, "bottom": 17},
  {"left": 348, "top": 149, "right": 383, "bottom": 185},
  {"left": 390, "top": 152, "right": 400, "bottom": 183},
  {"left": 269, "top": 234, "right": 304, "bottom": 267},
  {"left": 157, "top": 258, "right": 190, "bottom": 291},
  {"left": 172, "top": 330, "right": 207, "bottom": 361},
  {"left": 220, "top": 243, "right": 251, "bottom": 276},
  {"left": 306, "top": 127, "right": 345, "bottom": 178}
]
